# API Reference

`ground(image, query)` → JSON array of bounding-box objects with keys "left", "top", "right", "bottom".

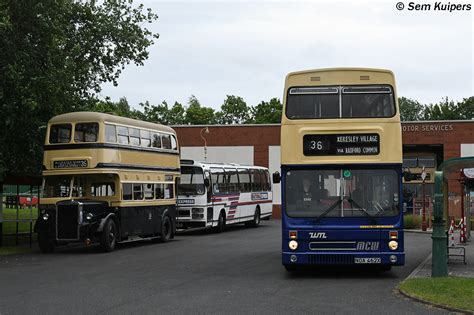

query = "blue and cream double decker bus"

[{"left": 274, "top": 68, "right": 404, "bottom": 271}]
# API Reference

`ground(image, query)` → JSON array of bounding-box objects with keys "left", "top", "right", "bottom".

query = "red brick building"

[{"left": 174, "top": 121, "right": 474, "bottom": 219}]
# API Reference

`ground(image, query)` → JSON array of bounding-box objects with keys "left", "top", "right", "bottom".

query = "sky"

[{"left": 100, "top": 0, "right": 473, "bottom": 110}]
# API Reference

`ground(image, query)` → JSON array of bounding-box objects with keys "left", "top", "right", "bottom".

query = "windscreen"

[
  {"left": 286, "top": 85, "right": 395, "bottom": 119},
  {"left": 42, "top": 175, "right": 116, "bottom": 198},
  {"left": 178, "top": 166, "right": 205, "bottom": 195},
  {"left": 285, "top": 168, "right": 400, "bottom": 218}
]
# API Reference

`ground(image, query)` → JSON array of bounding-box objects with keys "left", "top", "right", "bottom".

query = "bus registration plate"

[{"left": 354, "top": 257, "right": 381, "bottom": 264}]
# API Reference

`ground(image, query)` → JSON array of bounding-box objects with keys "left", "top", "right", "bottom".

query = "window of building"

[
  {"left": 49, "top": 124, "right": 72, "bottom": 143},
  {"left": 74, "top": 123, "right": 99, "bottom": 142},
  {"left": 105, "top": 124, "right": 117, "bottom": 143}
]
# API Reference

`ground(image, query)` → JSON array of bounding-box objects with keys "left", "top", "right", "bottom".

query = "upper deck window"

[
  {"left": 129, "top": 128, "right": 141, "bottom": 146},
  {"left": 117, "top": 126, "right": 129, "bottom": 144},
  {"left": 74, "top": 123, "right": 99, "bottom": 142},
  {"left": 49, "top": 124, "right": 72, "bottom": 143},
  {"left": 105, "top": 124, "right": 117, "bottom": 143},
  {"left": 162, "top": 134, "right": 172, "bottom": 149},
  {"left": 286, "top": 85, "right": 395, "bottom": 119},
  {"left": 140, "top": 130, "right": 151, "bottom": 147}
]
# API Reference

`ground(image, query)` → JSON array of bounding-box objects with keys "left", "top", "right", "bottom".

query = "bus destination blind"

[
  {"left": 303, "top": 133, "right": 380, "bottom": 156},
  {"left": 53, "top": 159, "right": 88, "bottom": 169}
]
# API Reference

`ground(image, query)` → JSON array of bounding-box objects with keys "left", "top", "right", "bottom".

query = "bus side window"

[
  {"left": 140, "top": 130, "right": 151, "bottom": 147},
  {"left": 152, "top": 133, "right": 162, "bottom": 148},
  {"left": 226, "top": 168, "right": 239, "bottom": 193},
  {"left": 164, "top": 184, "right": 174, "bottom": 199},
  {"left": 162, "top": 134, "right": 172, "bottom": 149},
  {"left": 251, "top": 169, "right": 262, "bottom": 192},
  {"left": 155, "top": 184, "right": 165, "bottom": 199},
  {"left": 265, "top": 170, "right": 271, "bottom": 191},
  {"left": 238, "top": 169, "right": 251, "bottom": 193},
  {"left": 133, "top": 183, "right": 143, "bottom": 200},
  {"left": 171, "top": 135, "right": 178, "bottom": 151},
  {"left": 117, "top": 126, "right": 129, "bottom": 144},
  {"left": 123, "top": 183, "right": 132, "bottom": 200},
  {"left": 144, "top": 183, "right": 154, "bottom": 199},
  {"left": 129, "top": 128, "right": 141, "bottom": 146},
  {"left": 105, "top": 124, "right": 117, "bottom": 143}
]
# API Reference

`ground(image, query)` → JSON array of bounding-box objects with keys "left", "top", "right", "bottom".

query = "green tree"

[
  {"left": 399, "top": 97, "right": 425, "bottom": 121},
  {"left": 424, "top": 97, "right": 461, "bottom": 120},
  {"left": 141, "top": 100, "right": 171, "bottom": 124},
  {"left": 217, "top": 95, "right": 250, "bottom": 124},
  {"left": 0, "top": 0, "right": 158, "bottom": 179},
  {"left": 455, "top": 97, "right": 474, "bottom": 119},
  {"left": 185, "top": 95, "right": 216, "bottom": 125},
  {"left": 250, "top": 98, "right": 282, "bottom": 124},
  {"left": 168, "top": 102, "right": 187, "bottom": 125}
]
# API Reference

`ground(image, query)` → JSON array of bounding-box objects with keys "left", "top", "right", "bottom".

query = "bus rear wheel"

[
  {"left": 38, "top": 233, "right": 55, "bottom": 253},
  {"left": 160, "top": 216, "right": 172, "bottom": 243},
  {"left": 100, "top": 219, "right": 118, "bottom": 252},
  {"left": 246, "top": 207, "right": 261, "bottom": 228}
]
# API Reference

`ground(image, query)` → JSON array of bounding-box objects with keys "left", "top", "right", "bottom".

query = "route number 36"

[{"left": 310, "top": 140, "right": 323, "bottom": 150}]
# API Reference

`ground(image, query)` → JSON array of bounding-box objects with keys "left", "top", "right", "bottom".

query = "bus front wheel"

[
  {"left": 215, "top": 211, "right": 226, "bottom": 233},
  {"left": 100, "top": 219, "right": 118, "bottom": 252},
  {"left": 38, "top": 233, "right": 55, "bottom": 253}
]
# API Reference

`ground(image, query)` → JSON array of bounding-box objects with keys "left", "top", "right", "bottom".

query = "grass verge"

[
  {"left": 399, "top": 277, "right": 474, "bottom": 312},
  {"left": 0, "top": 246, "right": 33, "bottom": 256},
  {"left": 1, "top": 207, "right": 37, "bottom": 234}
]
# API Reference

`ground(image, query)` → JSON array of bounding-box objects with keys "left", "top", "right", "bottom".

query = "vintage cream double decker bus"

[{"left": 34, "top": 112, "right": 180, "bottom": 252}]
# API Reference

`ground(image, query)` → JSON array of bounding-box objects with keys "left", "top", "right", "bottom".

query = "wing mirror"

[{"left": 273, "top": 171, "right": 281, "bottom": 184}]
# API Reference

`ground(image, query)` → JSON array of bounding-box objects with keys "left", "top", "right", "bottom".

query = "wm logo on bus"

[
  {"left": 356, "top": 241, "right": 380, "bottom": 251},
  {"left": 309, "top": 232, "right": 327, "bottom": 239}
]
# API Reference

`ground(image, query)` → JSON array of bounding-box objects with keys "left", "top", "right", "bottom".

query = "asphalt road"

[{"left": 0, "top": 220, "right": 446, "bottom": 314}]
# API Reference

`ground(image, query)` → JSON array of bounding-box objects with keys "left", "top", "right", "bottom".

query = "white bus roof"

[{"left": 180, "top": 159, "right": 268, "bottom": 170}]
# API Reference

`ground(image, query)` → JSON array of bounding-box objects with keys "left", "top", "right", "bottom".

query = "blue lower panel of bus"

[{"left": 282, "top": 251, "right": 405, "bottom": 266}]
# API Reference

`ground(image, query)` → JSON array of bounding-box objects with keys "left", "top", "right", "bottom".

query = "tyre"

[
  {"left": 100, "top": 219, "right": 118, "bottom": 252},
  {"left": 214, "top": 211, "right": 226, "bottom": 233},
  {"left": 160, "top": 216, "right": 172, "bottom": 243},
  {"left": 247, "top": 207, "right": 261, "bottom": 228},
  {"left": 38, "top": 233, "right": 55, "bottom": 253},
  {"left": 284, "top": 265, "right": 297, "bottom": 272}
]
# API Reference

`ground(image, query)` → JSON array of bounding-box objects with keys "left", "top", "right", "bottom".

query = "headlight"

[
  {"left": 42, "top": 213, "right": 49, "bottom": 221},
  {"left": 289, "top": 240, "right": 298, "bottom": 250},
  {"left": 85, "top": 212, "right": 93, "bottom": 220},
  {"left": 388, "top": 240, "right": 398, "bottom": 250}
]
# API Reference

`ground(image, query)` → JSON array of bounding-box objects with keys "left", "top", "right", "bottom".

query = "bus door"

[{"left": 225, "top": 168, "right": 240, "bottom": 221}]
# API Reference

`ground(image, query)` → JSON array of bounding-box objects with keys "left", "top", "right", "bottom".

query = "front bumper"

[{"left": 282, "top": 251, "right": 405, "bottom": 266}]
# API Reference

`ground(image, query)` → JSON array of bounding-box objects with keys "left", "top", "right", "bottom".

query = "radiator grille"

[
  {"left": 308, "top": 254, "right": 355, "bottom": 265},
  {"left": 57, "top": 204, "right": 79, "bottom": 240}
]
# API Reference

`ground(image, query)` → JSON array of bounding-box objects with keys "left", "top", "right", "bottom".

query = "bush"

[{"left": 404, "top": 215, "right": 421, "bottom": 229}]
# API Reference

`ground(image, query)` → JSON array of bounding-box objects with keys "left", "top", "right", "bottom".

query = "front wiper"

[
  {"left": 348, "top": 197, "right": 376, "bottom": 224},
  {"left": 315, "top": 199, "right": 342, "bottom": 222}
]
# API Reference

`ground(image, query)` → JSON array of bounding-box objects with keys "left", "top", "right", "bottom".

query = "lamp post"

[
  {"left": 421, "top": 166, "right": 427, "bottom": 231},
  {"left": 200, "top": 127, "right": 209, "bottom": 161}
]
